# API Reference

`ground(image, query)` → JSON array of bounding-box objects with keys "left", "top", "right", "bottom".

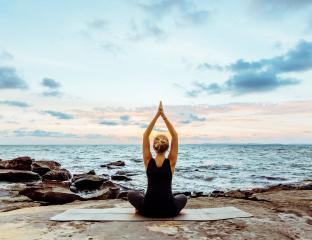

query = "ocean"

[{"left": 1, "top": 144, "right": 311, "bottom": 194}]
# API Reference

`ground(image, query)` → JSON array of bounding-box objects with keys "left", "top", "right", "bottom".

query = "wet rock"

[
  {"left": 109, "top": 187, "right": 120, "bottom": 199},
  {"left": 115, "top": 170, "right": 138, "bottom": 176},
  {"left": 174, "top": 191, "right": 191, "bottom": 197},
  {"left": 2, "top": 156, "right": 33, "bottom": 171},
  {"left": 80, "top": 188, "right": 112, "bottom": 200},
  {"left": 117, "top": 191, "right": 129, "bottom": 199},
  {"left": 225, "top": 190, "right": 253, "bottom": 199},
  {"left": 173, "top": 191, "right": 191, "bottom": 197},
  {"left": 72, "top": 170, "right": 102, "bottom": 182},
  {"left": 31, "top": 163, "right": 51, "bottom": 176},
  {"left": 42, "top": 169, "right": 72, "bottom": 181},
  {"left": 87, "top": 170, "right": 96, "bottom": 175},
  {"left": 34, "top": 160, "right": 61, "bottom": 170},
  {"left": 101, "top": 160, "right": 125, "bottom": 169},
  {"left": 0, "top": 160, "right": 4, "bottom": 169},
  {"left": 111, "top": 175, "right": 131, "bottom": 181},
  {"left": 250, "top": 182, "right": 310, "bottom": 193},
  {"left": 210, "top": 190, "right": 225, "bottom": 197},
  {"left": 298, "top": 183, "right": 312, "bottom": 190},
  {"left": 76, "top": 181, "right": 120, "bottom": 200},
  {"left": 190, "top": 191, "right": 208, "bottom": 198},
  {"left": 19, "top": 184, "right": 83, "bottom": 204},
  {"left": 0, "top": 169, "right": 41, "bottom": 182},
  {"left": 73, "top": 175, "right": 107, "bottom": 191}
]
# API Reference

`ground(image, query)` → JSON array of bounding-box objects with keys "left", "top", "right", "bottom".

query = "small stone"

[{"left": 101, "top": 160, "right": 125, "bottom": 168}]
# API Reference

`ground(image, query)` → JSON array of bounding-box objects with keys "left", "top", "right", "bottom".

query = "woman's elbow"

[{"left": 173, "top": 131, "right": 178, "bottom": 138}]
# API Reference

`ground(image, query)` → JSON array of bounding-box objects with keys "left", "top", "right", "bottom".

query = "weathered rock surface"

[
  {"left": 0, "top": 170, "right": 41, "bottom": 182},
  {"left": 42, "top": 169, "right": 72, "bottom": 181},
  {"left": 19, "top": 184, "right": 83, "bottom": 204},
  {"left": 31, "top": 163, "right": 51, "bottom": 176},
  {"left": 1, "top": 189, "right": 311, "bottom": 240},
  {"left": 71, "top": 170, "right": 110, "bottom": 192},
  {"left": 73, "top": 175, "right": 106, "bottom": 191},
  {"left": 34, "top": 160, "right": 61, "bottom": 170},
  {"left": 1, "top": 157, "right": 33, "bottom": 171}
]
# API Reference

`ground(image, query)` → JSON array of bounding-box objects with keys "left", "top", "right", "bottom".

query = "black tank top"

[{"left": 142, "top": 157, "right": 177, "bottom": 217}]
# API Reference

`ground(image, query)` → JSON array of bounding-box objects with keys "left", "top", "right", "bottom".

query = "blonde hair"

[{"left": 153, "top": 134, "right": 169, "bottom": 154}]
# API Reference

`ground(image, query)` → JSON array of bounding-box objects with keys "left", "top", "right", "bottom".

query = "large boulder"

[
  {"left": 19, "top": 184, "right": 83, "bottom": 204},
  {"left": 42, "top": 169, "right": 72, "bottom": 181},
  {"left": 31, "top": 160, "right": 62, "bottom": 176},
  {"left": 2, "top": 156, "right": 33, "bottom": 171},
  {"left": 72, "top": 170, "right": 97, "bottom": 182},
  {"left": 72, "top": 175, "right": 108, "bottom": 191},
  {"left": 0, "top": 169, "right": 41, "bottom": 182},
  {"left": 34, "top": 160, "right": 61, "bottom": 170}
]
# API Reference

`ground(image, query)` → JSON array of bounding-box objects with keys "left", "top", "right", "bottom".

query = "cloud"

[
  {"left": 138, "top": 0, "right": 210, "bottom": 26},
  {"left": 42, "top": 90, "right": 62, "bottom": 97},
  {"left": 99, "top": 120, "right": 119, "bottom": 126},
  {"left": 120, "top": 115, "right": 130, "bottom": 121},
  {"left": 101, "top": 42, "right": 124, "bottom": 55},
  {"left": 225, "top": 71, "right": 298, "bottom": 94},
  {"left": 0, "top": 67, "right": 28, "bottom": 90},
  {"left": 41, "top": 78, "right": 62, "bottom": 96},
  {"left": 13, "top": 129, "right": 78, "bottom": 138},
  {"left": 250, "top": 0, "right": 312, "bottom": 16},
  {"left": 44, "top": 110, "right": 74, "bottom": 120},
  {"left": 139, "top": 123, "right": 148, "bottom": 129},
  {"left": 86, "top": 19, "right": 110, "bottom": 30},
  {"left": 0, "top": 51, "right": 13, "bottom": 61},
  {"left": 180, "top": 113, "right": 206, "bottom": 124},
  {"left": 129, "top": 20, "right": 167, "bottom": 41},
  {"left": 198, "top": 63, "right": 224, "bottom": 71},
  {"left": 41, "top": 78, "right": 61, "bottom": 89},
  {"left": 190, "top": 40, "right": 312, "bottom": 96},
  {"left": 0, "top": 100, "right": 30, "bottom": 108}
]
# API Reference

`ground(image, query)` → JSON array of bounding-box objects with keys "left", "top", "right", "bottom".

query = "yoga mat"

[{"left": 50, "top": 206, "right": 252, "bottom": 221}]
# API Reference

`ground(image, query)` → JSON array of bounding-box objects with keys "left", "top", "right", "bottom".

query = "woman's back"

[{"left": 143, "top": 157, "right": 176, "bottom": 217}]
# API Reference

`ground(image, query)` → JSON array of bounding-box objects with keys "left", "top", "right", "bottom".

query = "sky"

[{"left": 0, "top": 0, "right": 312, "bottom": 144}]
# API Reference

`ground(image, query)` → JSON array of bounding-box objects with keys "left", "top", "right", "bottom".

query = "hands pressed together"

[{"left": 157, "top": 101, "right": 167, "bottom": 120}]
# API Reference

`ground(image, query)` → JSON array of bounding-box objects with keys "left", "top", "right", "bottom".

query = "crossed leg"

[
  {"left": 127, "top": 191, "right": 145, "bottom": 213},
  {"left": 173, "top": 194, "right": 187, "bottom": 215}
]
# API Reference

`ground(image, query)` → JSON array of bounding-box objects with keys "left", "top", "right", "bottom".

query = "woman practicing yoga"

[{"left": 127, "top": 101, "right": 187, "bottom": 217}]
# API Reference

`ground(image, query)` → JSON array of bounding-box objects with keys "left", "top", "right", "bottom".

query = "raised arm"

[
  {"left": 143, "top": 106, "right": 161, "bottom": 170},
  {"left": 160, "top": 102, "right": 178, "bottom": 173}
]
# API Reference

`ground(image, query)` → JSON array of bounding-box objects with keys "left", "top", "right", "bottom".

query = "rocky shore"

[{"left": 0, "top": 156, "right": 311, "bottom": 239}]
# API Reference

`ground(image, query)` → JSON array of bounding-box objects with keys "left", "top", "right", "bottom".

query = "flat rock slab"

[{"left": 50, "top": 206, "right": 252, "bottom": 222}]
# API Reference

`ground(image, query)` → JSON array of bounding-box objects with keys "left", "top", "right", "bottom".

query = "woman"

[{"left": 127, "top": 101, "right": 187, "bottom": 217}]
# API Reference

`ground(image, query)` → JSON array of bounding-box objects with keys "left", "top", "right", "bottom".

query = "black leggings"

[{"left": 127, "top": 191, "right": 187, "bottom": 217}]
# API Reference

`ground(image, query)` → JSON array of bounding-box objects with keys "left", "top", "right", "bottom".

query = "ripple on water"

[{"left": 0, "top": 144, "right": 311, "bottom": 193}]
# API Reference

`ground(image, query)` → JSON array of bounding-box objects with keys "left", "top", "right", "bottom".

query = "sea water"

[{"left": 1, "top": 144, "right": 311, "bottom": 194}]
